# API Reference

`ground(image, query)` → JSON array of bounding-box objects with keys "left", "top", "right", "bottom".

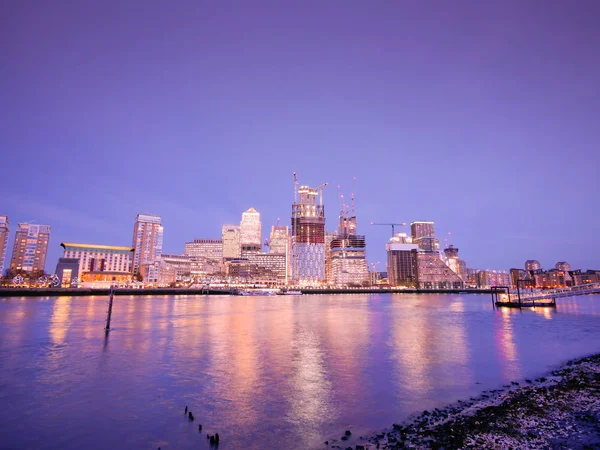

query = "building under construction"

[
  {"left": 291, "top": 174, "right": 326, "bottom": 283},
  {"left": 327, "top": 183, "right": 370, "bottom": 287}
]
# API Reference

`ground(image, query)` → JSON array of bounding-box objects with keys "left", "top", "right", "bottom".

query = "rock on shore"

[{"left": 331, "top": 354, "right": 600, "bottom": 449}]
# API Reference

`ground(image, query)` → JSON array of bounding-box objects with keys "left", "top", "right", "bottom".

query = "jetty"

[{"left": 491, "top": 281, "right": 600, "bottom": 308}]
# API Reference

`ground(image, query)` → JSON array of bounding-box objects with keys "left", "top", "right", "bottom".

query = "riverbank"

[
  {"left": 330, "top": 353, "right": 600, "bottom": 449},
  {"left": 0, "top": 287, "right": 491, "bottom": 297}
]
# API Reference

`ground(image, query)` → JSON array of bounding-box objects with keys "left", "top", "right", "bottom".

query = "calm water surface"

[{"left": 1, "top": 293, "right": 599, "bottom": 449}]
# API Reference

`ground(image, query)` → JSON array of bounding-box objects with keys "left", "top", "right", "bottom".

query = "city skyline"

[{"left": 2, "top": 2, "right": 599, "bottom": 272}]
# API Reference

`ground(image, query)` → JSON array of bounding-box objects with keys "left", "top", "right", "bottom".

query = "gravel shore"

[{"left": 326, "top": 354, "right": 600, "bottom": 450}]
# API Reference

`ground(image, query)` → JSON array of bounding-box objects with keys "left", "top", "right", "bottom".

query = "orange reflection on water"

[
  {"left": 49, "top": 297, "right": 72, "bottom": 345},
  {"left": 207, "top": 298, "right": 260, "bottom": 427},
  {"left": 494, "top": 308, "right": 519, "bottom": 379}
]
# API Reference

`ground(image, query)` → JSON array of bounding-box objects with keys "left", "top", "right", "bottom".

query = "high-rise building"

[
  {"left": 132, "top": 214, "right": 163, "bottom": 275},
  {"left": 269, "top": 225, "right": 290, "bottom": 283},
  {"left": 222, "top": 225, "right": 241, "bottom": 259},
  {"left": 411, "top": 221, "right": 439, "bottom": 251},
  {"left": 328, "top": 215, "right": 369, "bottom": 287},
  {"left": 0, "top": 216, "right": 9, "bottom": 275},
  {"left": 10, "top": 223, "right": 51, "bottom": 275},
  {"left": 386, "top": 242, "right": 419, "bottom": 287},
  {"left": 184, "top": 239, "right": 223, "bottom": 260},
  {"left": 269, "top": 226, "right": 289, "bottom": 254},
  {"left": 240, "top": 208, "right": 262, "bottom": 256},
  {"left": 291, "top": 183, "right": 326, "bottom": 283}
]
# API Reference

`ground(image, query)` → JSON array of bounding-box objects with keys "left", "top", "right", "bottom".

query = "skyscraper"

[
  {"left": 10, "top": 223, "right": 51, "bottom": 275},
  {"left": 132, "top": 214, "right": 163, "bottom": 275},
  {"left": 240, "top": 207, "right": 262, "bottom": 256},
  {"left": 291, "top": 181, "right": 326, "bottom": 283},
  {"left": 222, "top": 225, "right": 241, "bottom": 259},
  {"left": 386, "top": 236, "right": 419, "bottom": 287},
  {"left": 328, "top": 212, "right": 369, "bottom": 287},
  {"left": 0, "top": 216, "right": 9, "bottom": 275},
  {"left": 411, "top": 221, "right": 439, "bottom": 252}
]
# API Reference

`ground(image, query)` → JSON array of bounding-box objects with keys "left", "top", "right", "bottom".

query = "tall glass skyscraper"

[
  {"left": 291, "top": 185, "right": 326, "bottom": 283},
  {"left": 222, "top": 225, "right": 241, "bottom": 259},
  {"left": 132, "top": 214, "right": 163, "bottom": 275},
  {"left": 240, "top": 207, "right": 262, "bottom": 256}
]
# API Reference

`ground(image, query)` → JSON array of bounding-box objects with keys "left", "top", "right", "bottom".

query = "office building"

[
  {"left": 10, "top": 223, "right": 51, "bottom": 275},
  {"left": 132, "top": 214, "right": 163, "bottom": 275},
  {"left": 140, "top": 260, "right": 177, "bottom": 285},
  {"left": 411, "top": 221, "right": 439, "bottom": 252},
  {"left": 329, "top": 215, "right": 369, "bottom": 287},
  {"left": 291, "top": 181, "right": 326, "bottom": 283},
  {"left": 61, "top": 242, "right": 134, "bottom": 282},
  {"left": 386, "top": 242, "right": 418, "bottom": 287},
  {"left": 160, "top": 254, "right": 193, "bottom": 280},
  {"left": 240, "top": 207, "right": 262, "bottom": 255},
  {"left": 269, "top": 225, "right": 290, "bottom": 282},
  {"left": 184, "top": 239, "right": 223, "bottom": 260},
  {"left": 0, "top": 216, "right": 8, "bottom": 275},
  {"left": 222, "top": 225, "right": 241, "bottom": 259}
]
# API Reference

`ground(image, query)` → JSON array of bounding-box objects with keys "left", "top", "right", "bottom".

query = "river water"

[{"left": 1, "top": 293, "right": 599, "bottom": 449}]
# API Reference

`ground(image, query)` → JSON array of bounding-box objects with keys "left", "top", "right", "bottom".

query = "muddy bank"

[{"left": 326, "top": 353, "right": 600, "bottom": 449}]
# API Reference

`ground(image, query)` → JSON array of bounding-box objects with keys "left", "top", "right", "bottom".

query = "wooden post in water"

[{"left": 105, "top": 286, "right": 115, "bottom": 331}]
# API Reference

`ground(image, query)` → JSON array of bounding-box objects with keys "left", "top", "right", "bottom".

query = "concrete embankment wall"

[{"left": 0, "top": 287, "right": 491, "bottom": 297}]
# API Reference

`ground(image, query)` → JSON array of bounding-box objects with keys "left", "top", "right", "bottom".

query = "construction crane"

[
  {"left": 316, "top": 182, "right": 327, "bottom": 206},
  {"left": 370, "top": 222, "right": 407, "bottom": 236}
]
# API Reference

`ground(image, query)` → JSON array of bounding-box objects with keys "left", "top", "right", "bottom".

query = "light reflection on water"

[{"left": 0, "top": 293, "right": 599, "bottom": 450}]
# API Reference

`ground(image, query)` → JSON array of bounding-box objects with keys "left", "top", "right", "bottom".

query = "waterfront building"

[
  {"left": 140, "top": 260, "right": 177, "bottom": 285},
  {"left": 443, "top": 245, "right": 467, "bottom": 280},
  {"left": 222, "top": 225, "right": 241, "bottom": 259},
  {"left": 291, "top": 182, "right": 326, "bottom": 284},
  {"left": 414, "top": 251, "right": 464, "bottom": 289},
  {"left": 525, "top": 260, "right": 541, "bottom": 272},
  {"left": 510, "top": 268, "right": 528, "bottom": 288},
  {"left": 268, "top": 225, "right": 290, "bottom": 283},
  {"left": 225, "top": 253, "right": 287, "bottom": 284},
  {"left": 160, "top": 254, "right": 193, "bottom": 280},
  {"left": 328, "top": 215, "right": 369, "bottom": 287},
  {"left": 324, "top": 230, "right": 337, "bottom": 284},
  {"left": 61, "top": 242, "right": 134, "bottom": 282},
  {"left": 476, "top": 270, "right": 511, "bottom": 288},
  {"left": 556, "top": 261, "right": 573, "bottom": 285},
  {"left": 386, "top": 243, "right": 418, "bottom": 287},
  {"left": 240, "top": 207, "right": 262, "bottom": 256},
  {"left": 0, "top": 216, "right": 9, "bottom": 275},
  {"left": 55, "top": 258, "right": 80, "bottom": 288},
  {"left": 411, "top": 221, "right": 439, "bottom": 252},
  {"left": 10, "top": 223, "right": 51, "bottom": 275},
  {"left": 132, "top": 214, "right": 163, "bottom": 275},
  {"left": 184, "top": 239, "right": 223, "bottom": 260}
]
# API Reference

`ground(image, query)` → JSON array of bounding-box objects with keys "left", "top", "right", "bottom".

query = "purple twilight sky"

[{"left": 1, "top": 1, "right": 599, "bottom": 273}]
